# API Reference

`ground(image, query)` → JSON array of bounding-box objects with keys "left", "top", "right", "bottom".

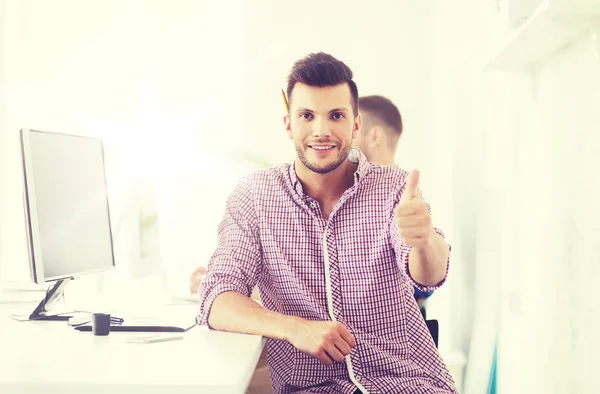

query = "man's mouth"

[{"left": 308, "top": 144, "right": 336, "bottom": 151}]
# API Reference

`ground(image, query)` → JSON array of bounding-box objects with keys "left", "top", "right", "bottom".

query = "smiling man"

[{"left": 197, "top": 52, "right": 456, "bottom": 394}]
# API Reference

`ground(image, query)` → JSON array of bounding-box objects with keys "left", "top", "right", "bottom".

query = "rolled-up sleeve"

[
  {"left": 389, "top": 176, "right": 451, "bottom": 293},
  {"left": 197, "top": 177, "right": 262, "bottom": 328}
]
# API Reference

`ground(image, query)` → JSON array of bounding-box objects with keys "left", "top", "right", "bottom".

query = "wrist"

[
  {"left": 280, "top": 315, "right": 305, "bottom": 342},
  {"left": 413, "top": 229, "right": 437, "bottom": 253}
]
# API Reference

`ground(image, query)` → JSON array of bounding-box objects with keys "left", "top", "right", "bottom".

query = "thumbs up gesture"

[{"left": 395, "top": 169, "right": 434, "bottom": 249}]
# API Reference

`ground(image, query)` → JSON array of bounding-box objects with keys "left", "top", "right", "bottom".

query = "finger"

[
  {"left": 338, "top": 326, "right": 357, "bottom": 348},
  {"left": 404, "top": 238, "right": 430, "bottom": 249},
  {"left": 324, "top": 343, "right": 346, "bottom": 363},
  {"left": 190, "top": 282, "right": 201, "bottom": 295},
  {"left": 316, "top": 350, "right": 334, "bottom": 365},
  {"left": 398, "top": 223, "right": 431, "bottom": 235},
  {"left": 396, "top": 199, "right": 428, "bottom": 215},
  {"left": 190, "top": 273, "right": 204, "bottom": 284},
  {"left": 396, "top": 215, "right": 432, "bottom": 229},
  {"left": 334, "top": 338, "right": 352, "bottom": 356},
  {"left": 190, "top": 274, "right": 205, "bottom": 285},
  {"left": 399, "top": 169, "right": 420, "bottom": 203},
  {"left": 400, "top": 228, "right": 432, "bottom": 240},
  {"left": 192, "top": 266, "right": 207, "bottom": 276},
  {"left": 402, "top": 232, "right": 432, "bottom": 247},
  {"left": 190, "top": 274, "right": 207, "bottom": 295}
]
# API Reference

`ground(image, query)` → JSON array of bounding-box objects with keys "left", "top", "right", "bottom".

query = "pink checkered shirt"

[{"left": 198, "top": 149, "right": 456, "bottom": 394}]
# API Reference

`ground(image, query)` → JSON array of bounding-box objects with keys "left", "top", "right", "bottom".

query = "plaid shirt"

[{"left": 198, "top": 148, "right": 456, "bottom": 394}]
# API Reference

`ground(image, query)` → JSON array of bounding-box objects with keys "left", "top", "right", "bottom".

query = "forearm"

[
  {"left": 408, "top": 231, "right": 449, "bottom": 287},
  {"left": 208, "top": 291, "right": 299, "bottom": 341}
]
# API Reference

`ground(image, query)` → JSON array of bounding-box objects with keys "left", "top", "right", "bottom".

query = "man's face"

[{"left": 284, "top": 82, "right": 360, "bottom": 174}]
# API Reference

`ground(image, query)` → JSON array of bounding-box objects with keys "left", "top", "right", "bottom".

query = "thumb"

[{"left": 400, "top": 169, "right": 420, "bottom": 203}]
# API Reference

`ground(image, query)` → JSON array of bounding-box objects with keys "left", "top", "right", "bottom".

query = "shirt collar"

[{"left": 348, "top": 146, "right": 369, "bottom": 183}]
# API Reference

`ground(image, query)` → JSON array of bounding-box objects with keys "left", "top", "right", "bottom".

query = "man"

[
  {"left": 190, "top": 95, "right": 435, "bottom": 393},
  {"left": 353, "top": 95, "right": 434, "bottom": 318},
  {"left": 197, "top": 52, "right": 456, "bottom": 394}
]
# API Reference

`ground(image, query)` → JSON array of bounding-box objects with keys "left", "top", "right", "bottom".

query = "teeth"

[{"left": 312, "top": 146, "right": 333, "bottom": 150}]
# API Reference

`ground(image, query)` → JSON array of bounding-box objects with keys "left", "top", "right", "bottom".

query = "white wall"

[
  {"left": 426, "top": 0, "right": 498, "bottom": 373},
  {"left": 431, "top": 0, "right": 600, "bottom": 393},
  {"left": 494, "top": 34, "right": 600, "bottom": 394},
  {"left": 0, "top": 0, "right": 5, "bottom": 284}
]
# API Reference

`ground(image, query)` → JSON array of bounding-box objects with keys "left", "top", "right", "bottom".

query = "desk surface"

[{"left": 0, "top": 299, "right": 265, "bottom": 394}]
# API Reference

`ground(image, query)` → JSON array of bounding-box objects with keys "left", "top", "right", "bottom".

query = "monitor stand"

[{"left": 29, "top": 278, "right": 73, "bottom": 321}]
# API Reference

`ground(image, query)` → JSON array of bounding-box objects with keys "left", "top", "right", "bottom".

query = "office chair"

[{"left": 425, "top": 319, "right": 439, "bottom": 348}]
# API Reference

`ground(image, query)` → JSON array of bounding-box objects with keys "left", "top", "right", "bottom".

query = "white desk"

[{"left": 0, "top": 299, "right": 265, "bottom": 394}]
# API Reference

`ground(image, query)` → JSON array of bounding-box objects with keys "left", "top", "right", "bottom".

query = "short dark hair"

[
  {"left": 286, "top": 52, "right": 359, "bottom": 115},
  {"left": 358, "top": 95, "right": 403, "bottom": 136}
]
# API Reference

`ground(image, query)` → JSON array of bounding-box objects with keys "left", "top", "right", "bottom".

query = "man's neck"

[
  {"left": 374, "top": 151, "right": 396, "bottom": 166},
  {"left": 295, "top": 159, "right": 357, "bottom": 205}
]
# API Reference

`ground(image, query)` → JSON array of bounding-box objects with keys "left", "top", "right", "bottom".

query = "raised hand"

[
  {"left": 395, "top": 169, "right": 434, "bottom": 249},
  {"left": 189, "top": 266, "right": 207, "bottom": 295}
]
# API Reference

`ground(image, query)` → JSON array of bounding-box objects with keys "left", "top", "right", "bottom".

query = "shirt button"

[
  {"left": 326, "top": 229, "right": 332, "bottom": 236},
  {"left": 309, "top": 202, "right": 317, "bottom": 209}
]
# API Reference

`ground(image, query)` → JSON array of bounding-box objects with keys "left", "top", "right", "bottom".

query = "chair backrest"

[{"left": 425, "top": 319, "right": 439, "bottom": 348}]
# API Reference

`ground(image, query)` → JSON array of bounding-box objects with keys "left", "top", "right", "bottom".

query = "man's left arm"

[
  {"left": 407, "top": 230, "right": 450, "bottom": 287},
  {"left": 392, "top": 169, "right": 451, "bottom": 290}
]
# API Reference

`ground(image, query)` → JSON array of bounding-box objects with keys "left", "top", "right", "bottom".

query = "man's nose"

[{"left": 311, "top": 117, "right": 332, "bottom": 138}]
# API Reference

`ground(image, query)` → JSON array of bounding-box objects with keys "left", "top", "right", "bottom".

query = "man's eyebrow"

[
  {"left": 294, "top": 107, "right": 350, "bottom": 113},
  {"left": 329, "top": 107, "right": 349, "bottom": 113}
]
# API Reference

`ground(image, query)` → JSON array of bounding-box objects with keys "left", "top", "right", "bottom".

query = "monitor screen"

[{"left": 21, "top": 129, "right": 116, "bottom": 283}]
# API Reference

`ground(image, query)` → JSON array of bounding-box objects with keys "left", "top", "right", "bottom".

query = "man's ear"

[
  {"left": 352, "top": 113, "right": 362, "bottom": 139},
  {"left": 370, "top": 126, "right": 384, "bottom": 147},
  {"left": 283, "top": 114, "right": 293, "bottom": 140}
]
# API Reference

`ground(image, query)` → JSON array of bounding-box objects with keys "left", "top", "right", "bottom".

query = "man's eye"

[
  {"left": 300, "top": 113, "right": 313, "bottom": 120},
  {"left": 332, "top": 112, "right": 345, "bottom": 120}
]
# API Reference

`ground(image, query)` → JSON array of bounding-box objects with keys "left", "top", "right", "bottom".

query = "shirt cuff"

[
  {"left": 197, "top": 279, "right": 248, "bottom": 330},
  {"left": 403, "top": 227, "right": 451, "bottom": 293}
]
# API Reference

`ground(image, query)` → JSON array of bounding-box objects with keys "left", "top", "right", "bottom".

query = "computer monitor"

[{"left": 20, "top": 128, "right": 116, "bottom": 320}]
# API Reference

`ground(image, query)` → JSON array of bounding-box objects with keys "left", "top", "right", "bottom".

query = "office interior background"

[{"left": 0, "top": 1, "right": 598, "bottom": 393}]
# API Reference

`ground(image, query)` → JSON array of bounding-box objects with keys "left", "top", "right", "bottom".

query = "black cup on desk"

[{"left": 92, "top": 313, "right": 111, "bottom": 336}]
